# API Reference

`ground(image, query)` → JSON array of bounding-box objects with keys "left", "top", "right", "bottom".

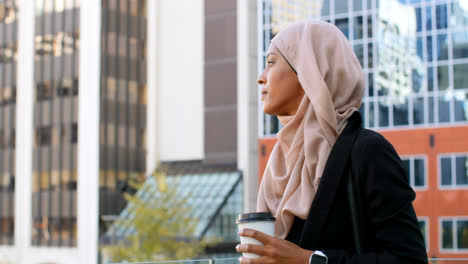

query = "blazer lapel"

[{"left": 299, "top": 111, "right": 363, "bottom": 248}]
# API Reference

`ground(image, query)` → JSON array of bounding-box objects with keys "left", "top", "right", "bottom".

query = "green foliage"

[{"left": 102, "top": 170, "right": 219, "bottom": 263}]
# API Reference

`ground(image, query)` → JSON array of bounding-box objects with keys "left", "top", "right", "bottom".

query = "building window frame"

[
  {"left": 438, "top": 152, "right": 468, "bottom": 190},
  {"left": 418, "top": 216, "right": 429, "bottom": 252},
  {"left": 439, "top": 216, "right": 468, "bottom": 253},
  {"left": 400, "top": 155, "right": 428, "bottom": 191}
]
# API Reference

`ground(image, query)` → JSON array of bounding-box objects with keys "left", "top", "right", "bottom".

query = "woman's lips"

[{"left": 261, "top": 91, "right": 267, "bottom": 100}]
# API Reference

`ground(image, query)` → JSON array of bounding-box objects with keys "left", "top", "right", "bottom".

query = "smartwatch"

[{"left": 309, "top": 250, "right": 328, "bottom": 264}]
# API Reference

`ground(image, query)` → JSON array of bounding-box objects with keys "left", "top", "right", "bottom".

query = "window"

[
  {"left": 334, "top": 0, "right": 348, "bottom": 15},
  {"left": 454, "top": 91, "right": 468, "bottom": 122},
  {"left": 32, "top": 0, "right": 80, "bottom": 248},
  {"left": 454, "top": 63, "right": 468, "bottom": 90},
  {"left": 354, "top": 16, "right": 364, "bottom": 40},
  {"left": 442, "top": 219, "right": 454, "bottom": 249},
  {"left": 35, "top": 127, "right": 52, "bottom": 146},
  {"left": 439, "top": 154, "right": 468, "bottom": 188},
  {"left": 71, "top": 123, "right": 78, "bottom": 144},
  {"left": 441, "top": 218, "right": 468, "bottom": 251},
  {"left": 450, "top": 2, "right": 468, "bottom": 29},
  {"left": 401, "top": 156, "right": 426, "bottom": 188},
  {"left": 56, "top": 79, "right": 73, "bottom": 97},
  {"left": 418, "top": 218, "right": 428, "bottom": 250},
  {"left": 436, "top": 4, "right": 448, "bottom": 30},
  {"left": 453, "top": 31, "right": 468, "bottom": 60},
  {"left": 36, "top": 81, "right": 52, "bottom": 100},
  {"left": 335, "top": 18, "right": 349, "bottom": 39}
]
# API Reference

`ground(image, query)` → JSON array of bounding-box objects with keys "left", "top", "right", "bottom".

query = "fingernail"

[
  {"left": 236, "top": 244, "right": 240, "bottom": 251},
  {"left": 238, "top": 257, "right": 243, "bottom": 263}
]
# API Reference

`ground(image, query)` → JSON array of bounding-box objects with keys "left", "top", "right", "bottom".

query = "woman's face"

[{"left": 257, "top": 45, "right": 304, "bottom": 116}]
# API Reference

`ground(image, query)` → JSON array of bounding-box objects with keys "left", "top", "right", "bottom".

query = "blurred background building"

[
  {"left": 258, "top": 0, "right": 468, "bottom": 259},
  {"left": 0, "top": 0, "right": 467, "bottom": 263},
  {"left": 0, "top": 0, "right": 253, "bottom": 263}
]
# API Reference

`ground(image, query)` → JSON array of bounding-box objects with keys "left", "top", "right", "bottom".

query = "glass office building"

[
  {"left": 0, "top": 0, "right": 18, "bottom": 246},
  {"left": 260, "top": 0, "right": 468, "bottom": 134},
  {"left": 0, "top": 0, "right": 147, "bottom": 251},
  {"left": 32, "top": 0, "right": 80, "bottom": 247},
  {"left": 99, "top": 0, "right": 147, "bottom": 238},
  {"left": 30, "top": 0, "right": 148, "bottom": 248},
  {"left": 258, "top": 0, "right": 468, "bottom": 258}
]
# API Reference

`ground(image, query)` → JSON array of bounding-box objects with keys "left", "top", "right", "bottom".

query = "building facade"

[
  {"left": 0, "top": 0, "right": 17, "bottom": 248},
  {"left": 0, "top": 0, "right": 257, "bottom": 263},
  {"left": 257, "top": 0, "right": 468, "bottom": 259}
]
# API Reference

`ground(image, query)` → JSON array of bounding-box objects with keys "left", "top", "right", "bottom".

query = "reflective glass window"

[
  {"left": 429, "top": 96, "right": 435, "bottom": 124},
  {"left": 354, "top": 43, "right": 364, "bottom": 67},
  {"left": 368, "top": 101, "right": 375, "bottom": 127},
  {"left": 354, "top": 16, "right": 364, "bottom": 40},
  {"left": 442, "top": 220, "right": 454, "bottom": 249},
  {"left": 367, "top": 72, "right": 374, "bottom": 97},
  {"left": 458, "top": 220, "right": 468, "bottom": 249},
  {"left": 438, "top": 92, "right": 451, "bottom": 123},
  {"left": 436, "top": 4, "right": 448, "bottom": 30},
  {"left": 426, "top": 6, "right": 433, "bottom": 31},
  {"left": 455, "top": 156, "right": 468, "bottom": 185},
  {"left": 413, "top": 97, "right": 425, "bottom": 125},
  {"left": 416, "top": 7, "right": 422, "bottom": 32},
  {"left": 437, "top": 65, "right": 449, "bottom": 91},
  {"left": 393, "top": 98, "right": 409, "bottom": 126},
  {"left": 417, "top": 36, "right": 424, "bottom": 61},
  {"left": 336, "top": 18, "right": 350, "bottom": 39},
  {"left": 414, "top": 158, "right": 425, "bottom": 187},
  {"left": 441, "top": 156, "right": 452, "bottom": 186},
  {"left": 436, "top": 33, "right": 449, "bottom": 61},
  {"left": 453, "top": 31, "right": 468, "bottom": 60},
  {"left": 450, "top": 2, "right": 468, "bottom": 28},
  {"left": 427, "top": 35, "right": 433, "bottom": 62},
  {"left": 454, "top": 91, "right": 468, "bottom": 122},
  {"left": 418, "top": 220, "right": 427, "bottom": 248},
  {"left": 454, "top": 63, "right": 468, "bottom": 90},
  {"left": 335, "top": 0, "right": 348, "bottom": 15},
  {"left": 378, "top": 98, "right": 389, "bottom": 127},
  {"left": 428, "top": 66, "right": 434, "bottom": 92}
]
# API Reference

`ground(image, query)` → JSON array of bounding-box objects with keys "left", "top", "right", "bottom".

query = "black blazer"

[{"left": 285, "top": 112, "right": 428, "bottom": 264}]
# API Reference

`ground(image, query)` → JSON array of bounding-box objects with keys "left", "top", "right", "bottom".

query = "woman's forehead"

[{"left": 267, "top": 44, "right": 279, "bottom": 55}]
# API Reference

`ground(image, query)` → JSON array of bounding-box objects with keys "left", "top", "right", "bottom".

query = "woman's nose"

[{"left": 257, "top": 72, "right": 266, "bottom": 85}]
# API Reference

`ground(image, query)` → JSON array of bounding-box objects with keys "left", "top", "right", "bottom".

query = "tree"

[{"left": 102, "top": 169, "right": 218, "bottom": 263}]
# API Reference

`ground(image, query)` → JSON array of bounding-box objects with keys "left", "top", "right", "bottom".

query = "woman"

[{"left": 235, "top": 21, "right": 428, "bottom": 264}]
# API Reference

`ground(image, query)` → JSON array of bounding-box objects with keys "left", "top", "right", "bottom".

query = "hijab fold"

[{"left": 257, "top": 21, "right": 365, "bottom": 239}]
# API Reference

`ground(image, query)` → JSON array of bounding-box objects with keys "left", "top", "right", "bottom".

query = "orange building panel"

[{"left": 258, "top": 125, "right": 468, "bottom": 258}]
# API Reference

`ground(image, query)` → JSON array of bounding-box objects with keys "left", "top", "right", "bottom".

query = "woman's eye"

[{"left": 267, "top": 61, "right": 274, "bottom": 65}]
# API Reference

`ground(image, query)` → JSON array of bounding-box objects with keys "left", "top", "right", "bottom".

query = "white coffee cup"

[{"left": 236, "top": 212, "right": 276, "bottom": 258}]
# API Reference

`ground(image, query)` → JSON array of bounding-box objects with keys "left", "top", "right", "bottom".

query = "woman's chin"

[{"left": 262, "top": 105, "right": 278, "bottom": 116}]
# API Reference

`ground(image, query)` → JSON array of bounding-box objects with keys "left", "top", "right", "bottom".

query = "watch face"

[{"left": 310, "top": 254, "right": 327, "bottom": 264}]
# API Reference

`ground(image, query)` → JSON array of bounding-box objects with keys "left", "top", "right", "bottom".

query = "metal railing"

[{"left": 112, "top": 258, "right": 468, "bottom": 264}]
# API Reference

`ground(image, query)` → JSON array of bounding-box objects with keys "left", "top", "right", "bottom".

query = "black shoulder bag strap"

[
  {"left": 347, "top": 169, "right": 362, "bottom": 254},
  {"left": 347, "top": 125, "right": 364, "bottom": 254}
]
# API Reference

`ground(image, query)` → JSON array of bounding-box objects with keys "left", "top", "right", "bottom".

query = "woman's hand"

[{"left": 235, "top": 228, "right": 313, "bottom": 264}]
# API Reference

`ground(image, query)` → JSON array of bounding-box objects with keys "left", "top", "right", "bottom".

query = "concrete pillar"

[
  {"left": 237, "top": 0, "right": 259, "bottom": 212},
  {"left": 77, "top": 0, "right": 101, "bottom": 263}
]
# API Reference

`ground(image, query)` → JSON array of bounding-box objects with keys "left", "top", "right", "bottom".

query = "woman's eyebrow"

[{"left": 266, "top": 52, "right": 276, "bottom": 58}]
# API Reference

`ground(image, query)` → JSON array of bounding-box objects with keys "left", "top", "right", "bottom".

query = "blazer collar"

[{"left": 298, "top": 111, "right": 363, "bottom": 248}]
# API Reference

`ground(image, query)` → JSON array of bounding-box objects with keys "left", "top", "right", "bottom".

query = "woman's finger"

[
  {"left": 236, "top": 243, "right": 271, "bottom": 256},
  {"left": 238, "top": 228, "right": 273, "bottom": 245},
  {"left": 238, "top": 256, "right": 270, "bottom": 264}
]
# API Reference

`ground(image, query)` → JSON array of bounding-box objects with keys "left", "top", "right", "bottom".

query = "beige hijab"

[{"left": 256, "top": 21, "right": 365, "bottom": 239}]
